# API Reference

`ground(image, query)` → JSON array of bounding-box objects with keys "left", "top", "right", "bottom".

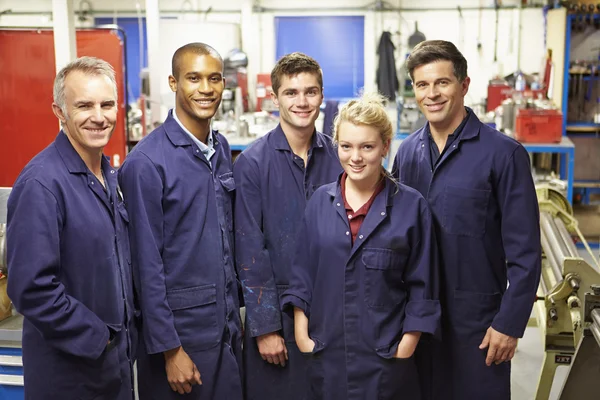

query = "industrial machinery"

[
  {"left": 0, "top": 187, "right": 23, "bottom": 397},
  {"left": 534, "top": 185, "right": 600, "bottom": 399}
]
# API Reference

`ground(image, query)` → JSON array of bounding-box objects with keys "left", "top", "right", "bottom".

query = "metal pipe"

[
  {"left": 541, "top": 227, "right": 564, "bottom": 288},
  {"left": 591, "top": 321, "right": 600, "bottom": 348},
  {"left": 553, "top": 216, "right": 578, "bottom": 258},
  {"left": 0, "top": 9, "right": 241, "bottom": 16},
  {"left": 591, "top": 309, "right": 600, "bottom": 347},
  {"left": 0, "top": 4, "right": 546, "bottom": 17},
  {"left": 254, "top": 5, "right": 545, "bottom": 12},
  {"left": 540, "top": 272, "right": 548, "bottom": 296},
  {"left": 592, "top": 308, "right": 600, "bottom": 328},
  {"left": 541, "top": 212, "right": 569, "bottom": 266},
  {"left": 545, "top": 213, "right": 571, "bottom": 260}
]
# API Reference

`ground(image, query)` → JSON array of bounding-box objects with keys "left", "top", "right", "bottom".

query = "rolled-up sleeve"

[
  {"left": 233, "top": 153, "right": 283, "bottom": 337},
  {"left": 281, "top": 209, "right": 316, "bottom": 319},
  {"left": 402, "top": 201, "right": 441, "bottom": 337}
]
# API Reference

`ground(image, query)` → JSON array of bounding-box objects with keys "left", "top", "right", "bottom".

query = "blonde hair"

[
  {"left": 332, "top": 92, "right": 393, "bottom": 146},
  {"left": 333, "top": 92, "right": 398, "bottom": 187}
]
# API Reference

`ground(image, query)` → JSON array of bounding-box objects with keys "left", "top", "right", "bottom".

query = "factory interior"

[{"left": 1, "top": 0, "right": 600, "bottom": 399}]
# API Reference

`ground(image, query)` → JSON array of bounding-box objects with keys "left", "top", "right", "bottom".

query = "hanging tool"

[
  {"left": 584, "top": 64, "right": 594, "bottom": 121},
  {"left": 493, "top": 0, "right": 500, "bottom": 62},
  {"left": 408, "top": 21, "right": 426, "bottom": 49},
  {"left": 457, "top": 6, "right": 464, "bottom": 51},
  {"left": 578, "top": 64, "right": 585, "bottom": 121}
]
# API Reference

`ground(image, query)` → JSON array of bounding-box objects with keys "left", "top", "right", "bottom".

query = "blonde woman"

[{"left": 281, "top": 93, "right": 441, "bottom": 399}]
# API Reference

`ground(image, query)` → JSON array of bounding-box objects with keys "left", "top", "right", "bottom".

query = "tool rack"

[{"left": 549, "top": 7, "right": 600, "bottom": 206}]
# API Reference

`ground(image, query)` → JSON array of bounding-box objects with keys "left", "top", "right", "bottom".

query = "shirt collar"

[
  {"left": 419, "top": 106, "right": 478, "bottom": 142},
  {"left": 172, "top": 108, "right": 214, "bottom": 153},
  {"left": 270, "top": 124, "right": 324, "bottom": 152},
  {"left": 55, "top": 131, "right": 88, "bottom": 174},
  {"left": 340, "top": 172, "right": 386, "bottom": 214}
]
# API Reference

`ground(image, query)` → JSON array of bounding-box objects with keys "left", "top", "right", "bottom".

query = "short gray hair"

[{"left": 53, "top": 56, "right": 118, "bottom": 115}]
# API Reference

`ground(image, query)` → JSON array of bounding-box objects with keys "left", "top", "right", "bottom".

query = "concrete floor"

[
  {"left": 132, "top": 249, "right": 599, "bottom": 400},
  {"left": 512, "top": 247, "right": 599, "bottom": 400}
]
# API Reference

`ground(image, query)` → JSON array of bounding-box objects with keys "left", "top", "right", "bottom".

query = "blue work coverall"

[
  {"left": 282, "top": 176, "right": 441, "bottom": 400},
  {"left": 392, "top": 111, "right": 541, "bottom": 400},
  {"left": 233, "top": 125, "right": 342, "bottom": 400},
  {"left": 118, "top": 111, "right": 243, "bottom": 400},
  {"left": 7, "top": 132, "right": 137, "bottom": 400}
]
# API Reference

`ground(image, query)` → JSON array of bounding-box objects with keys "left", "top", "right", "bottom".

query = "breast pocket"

[
  {"left": 362, "top": 248, "right": 408, "bottom": 308},
  {"left": 167, "top": 284, "right": 220, "bottom": 352},
  {"left": 218, "top": 172, "right": 235, "bottom": 232},
  {"left": 442, "top": 185, "right": 490, "bottom": 238}
]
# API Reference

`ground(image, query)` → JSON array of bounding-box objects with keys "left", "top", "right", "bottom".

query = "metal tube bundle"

[{"left": 540, "top": 212, "right": 570, "bottom": 292}]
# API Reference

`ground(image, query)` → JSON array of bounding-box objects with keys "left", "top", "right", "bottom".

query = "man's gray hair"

[{"left": 53, "top": 56, "right": 118, "bottom": 115}]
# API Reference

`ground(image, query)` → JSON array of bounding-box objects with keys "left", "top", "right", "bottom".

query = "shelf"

[
  {"left": 566, "top": 124, "right": 600, "bottom": 133},
  {"left": 522, "top": 137, "right": 575, "bottom": 203},
  {"left": 568, "top": 71, "right": 600, "bottom": 77},
  {"left": 522, "top": 137, "right": 575, "bottom": 152},
  {"left": 573, "top": 181, "right": 600, "bottom": 188}
]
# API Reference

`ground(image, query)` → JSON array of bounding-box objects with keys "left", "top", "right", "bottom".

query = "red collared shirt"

[{"left": 340, "top": 172, "right": 385, "bottom": 244}]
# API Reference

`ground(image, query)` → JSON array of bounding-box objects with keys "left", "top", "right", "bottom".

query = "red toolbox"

[{"left": 514, "top": 109, "right": 563, "bottom": 143}]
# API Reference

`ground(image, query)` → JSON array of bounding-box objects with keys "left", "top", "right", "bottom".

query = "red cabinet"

[{"left": 0, "top": 29, "right": 126, "bottom": 186}]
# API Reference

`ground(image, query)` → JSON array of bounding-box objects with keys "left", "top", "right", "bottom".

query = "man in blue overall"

[
  {"left": 119, "top": 43, "right": 243, "bottom": 399},
  {"left": 393, "top": 40, "right": 541, "bottom": 400},
  {"left": 233, "top": 52, "right": 342, "bottom": 400},
  {"left": 7, "top": 56, "right": 137, "bottom": 399}
]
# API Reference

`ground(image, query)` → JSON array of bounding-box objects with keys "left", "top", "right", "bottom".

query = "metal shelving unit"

[{"left": 554, "top": 9, "right": 600, "bottom": 205}]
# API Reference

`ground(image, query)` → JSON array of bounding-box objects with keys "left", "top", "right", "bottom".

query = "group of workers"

[{"left": 6, "top": 38, "right": 541, "bottom": 400}]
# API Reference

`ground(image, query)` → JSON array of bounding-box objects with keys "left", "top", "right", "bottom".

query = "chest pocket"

[
  {"left": 362, "top": 248, "right": 408, "bottom": 308},
  {"left": 442, "top": 185, "right": 490, "bottom": 238},
  {"left": 218, "top": 172, "right": 235, "bottom": 232}
]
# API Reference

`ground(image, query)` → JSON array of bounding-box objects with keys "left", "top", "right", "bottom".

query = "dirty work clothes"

[
  {"left": 233, "top": 124, "right": 341, "bottom": 400},
  {"left": 119, "top": 110, "right": 243, "bottom": 399},
  {"left": 282, "top": 176, "right": 440, "bottom": 400},
  {"left": 8, "top": 131, "right": 137, "bottom": 400},
  {"left": 392, "top": 110, "right": 541, "bottom": 400}
]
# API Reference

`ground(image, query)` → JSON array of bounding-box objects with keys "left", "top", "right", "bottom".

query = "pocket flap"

[
  {"left": 167, "top": 284, "right": 217, "bottom": 311},
  {"left": 454, "top": 289, "right": 501, "bottom": 304},
  {"left": 445, "top": 185, "right": 490, "bottom": 200},
  {"left": 218, "top": 172, "right": 236, "bottom": 192},
  {"left": 362, "top": 248, "right": 405, "bottom": 270}
]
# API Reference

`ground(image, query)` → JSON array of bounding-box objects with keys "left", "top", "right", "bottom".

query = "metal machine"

[
  {"left": 0, "top": 187, "right": 24, "bottom": 397},
  {"left": 534, "top": 185, "right": 600, "bottom": 399}
]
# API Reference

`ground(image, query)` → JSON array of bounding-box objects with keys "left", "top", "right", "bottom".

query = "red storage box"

[{"left": 514, "top": 109, "right": 563, "bottom": 143}]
